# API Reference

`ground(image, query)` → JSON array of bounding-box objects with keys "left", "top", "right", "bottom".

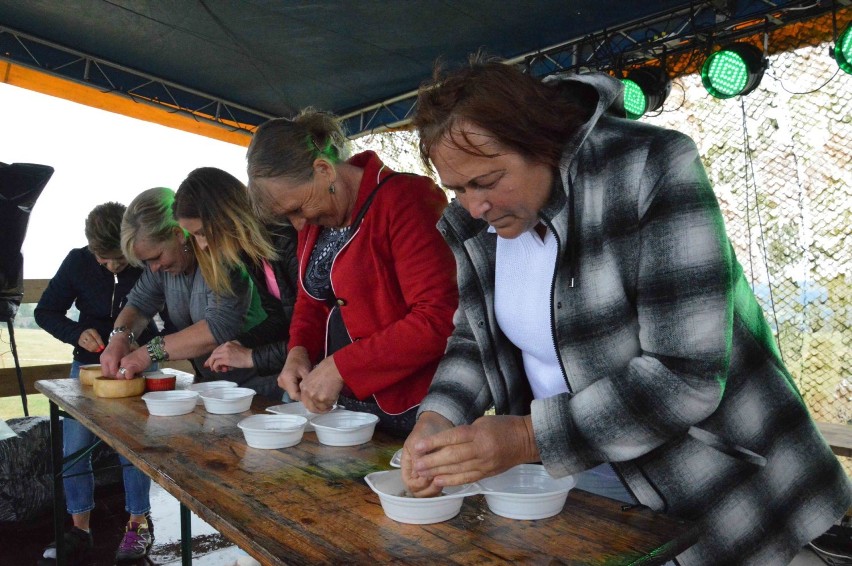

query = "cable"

[
  {"left": 768, "top": 65, "right": 841, "bottom": 95},
  {"left": 740, "top": 97, "right": 785, "bottom": 361}
]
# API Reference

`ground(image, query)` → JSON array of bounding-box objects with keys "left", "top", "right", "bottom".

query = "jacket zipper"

[{"left": 110, "top": 273, "right": 118, "bottom": 318}]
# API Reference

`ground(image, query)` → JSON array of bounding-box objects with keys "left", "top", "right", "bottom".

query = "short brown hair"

[
  {"left": 413, "top": 56, "right": 594, "bottom": 170},
  {"left": 85, "top": 202, "right": 126, "bottom": 257}
]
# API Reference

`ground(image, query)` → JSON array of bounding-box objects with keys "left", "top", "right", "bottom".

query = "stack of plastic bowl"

[
  {"left": 265, "top": 401, "right": 341, "bottom": 432},
  {"left": 477, "top": 464, "right": 576, "bottom": 520},
  {"left": 199, "top": 387, "right": 255, "bottom": 414},
  {"left": 189, "top": 380, "right": 238, "bottom": 405},
  {"left": 364, "top": 469, "right": 479, "bottom": 524},
  {"left": 141, "top": 390, "right": 199, "bottom": 416},
  {"left": 237, "top": 414, "right": 308, "bottom": 449},
  {"left": 311, "top": 410, "right": 379, "bottom": 446}
]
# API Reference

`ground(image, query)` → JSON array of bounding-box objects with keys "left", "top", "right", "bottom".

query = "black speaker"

[{"left": 0, "top": 162, "right": 54, "bottom": 322}]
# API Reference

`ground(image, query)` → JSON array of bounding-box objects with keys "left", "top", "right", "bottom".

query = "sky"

[{"left": 0, "top": 81, "right": 249, "bottom": 278}]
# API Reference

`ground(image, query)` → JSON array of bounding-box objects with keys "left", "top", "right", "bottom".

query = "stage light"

[
  {"left": 700, "top": 43, "right": 767, "bottom": 99},
  {"left": 833, "top": 23, "right": 852, "bottom": 74},
  {"left": 621, "top": 67, "right": 672, "bottom": 119}
]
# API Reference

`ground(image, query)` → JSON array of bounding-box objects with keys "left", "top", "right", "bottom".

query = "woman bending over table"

[
  {"left": 401, "top": 57, "right": 852, "bottom": 566},
  {"left": 36, "top": 202, "right": 159, "bottom": 565},
  {"left": 174, "top": 166, "right": 298, "bottom": 383},
  {"left": 100, "top": 187, "right": 277, "bottom": 398},
  {"left": 246, "top": 109, "right": 458, "bottom": 437}
]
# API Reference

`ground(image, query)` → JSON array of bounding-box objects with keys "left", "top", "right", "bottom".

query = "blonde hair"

[
  {"left": 245, "top": 108, "right": 349, "bottom": 221},
  {"left": 121, "top": 187, "right": 182, "bottom": 267},
  {"left": 174, "top": 167, "right": 276, "bottom": 296},
  {"left": 85, "top": 201, "right": 126, "bottom": 257}
]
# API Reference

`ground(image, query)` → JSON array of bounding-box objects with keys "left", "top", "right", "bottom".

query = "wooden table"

[
  {"left": 817, "top": 421, "right": 852, "bottom": 458},
  {"left": 36, "top": 377, "right": 697, "bottom": 565}
]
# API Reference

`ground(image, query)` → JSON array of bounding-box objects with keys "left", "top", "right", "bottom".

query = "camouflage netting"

[
  {"left": 642, "top": 40, "right": 851, "bottom": 433},
  {"left": 353, "top": 35, "right": 851, "bottom": 470}
]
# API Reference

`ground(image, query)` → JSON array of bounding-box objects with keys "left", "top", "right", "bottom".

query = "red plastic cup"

[{"left": 143, "top": 373, "right": 177, "bottom": 392}]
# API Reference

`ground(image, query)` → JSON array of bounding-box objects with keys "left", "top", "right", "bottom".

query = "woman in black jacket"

[{"left": 36, "top": 202, "right": 160, "bottom": 565}]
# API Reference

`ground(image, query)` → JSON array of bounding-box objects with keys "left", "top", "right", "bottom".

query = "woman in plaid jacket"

[{"left": 401, "top": 59, "right": 851, "bottom": 565}]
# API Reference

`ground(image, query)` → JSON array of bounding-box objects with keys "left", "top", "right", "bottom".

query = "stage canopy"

[{"left": 0, "top": 1, "right": 844, "bottom": 144}]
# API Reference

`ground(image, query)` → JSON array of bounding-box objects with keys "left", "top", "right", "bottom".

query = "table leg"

[
  {"left": 180, "top": 503, "right": 192, "bottom": 565},
  {"left": 49, "top": 400, "right": 65, "bottom": 565}
]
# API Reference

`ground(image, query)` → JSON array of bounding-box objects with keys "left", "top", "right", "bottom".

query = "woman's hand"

[
  {"left": 114, "top": 347, "right": 151, "bottom": 379},
  {"left": 406, "top": 414, "right": 541, "bottom": 490},
  {"left": 298, "top": 355, "right": 344, "bottom": 414},
  {"left": 204, "top": 341, "right": 252, "bottom": 372},
  {"left": 77, "top": 328, "right": 105, "bottom": 353},
  {"left": 100, "top": 338, "right": 131, "bottom": 377},
  {"left": 278, "top": 347, "right": 312, "bottom": 402},
  {"left": 401, "top": 411, "right": 455, "bottom": 497}
]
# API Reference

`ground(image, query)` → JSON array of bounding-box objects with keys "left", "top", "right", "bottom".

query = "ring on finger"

[{"left": 119, "top": 367, "right": 127, "bottom": 375}]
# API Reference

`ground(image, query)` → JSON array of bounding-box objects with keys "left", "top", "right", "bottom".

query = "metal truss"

[
  {"left": 1, "top": 0, "right": 844, "bottom": 139},
  {"left": 520, "top": 0, "right": 841, "bottom": 78},
  {"left": 342, "top": 0, "right": 842, "bottom": 138},
  {"left": 0, "top": 26, "right": 272, "bottom": 136}
]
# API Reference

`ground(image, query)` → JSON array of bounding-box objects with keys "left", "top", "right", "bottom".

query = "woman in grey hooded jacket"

[{"left": 402, "top": 58, "right": 851, "bottom": 566}]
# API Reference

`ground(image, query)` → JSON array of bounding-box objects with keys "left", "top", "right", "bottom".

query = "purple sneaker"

[{"left": 115, "top": 517, "right": 154, "bottom": 563}]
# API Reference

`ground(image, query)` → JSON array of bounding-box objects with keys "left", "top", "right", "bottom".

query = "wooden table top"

[{"left": 36, "top": 376, "right": 696, "bottom": 566}]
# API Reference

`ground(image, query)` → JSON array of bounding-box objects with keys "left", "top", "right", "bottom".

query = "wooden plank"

[
  {"left": 22, "top": 279, "right": 50, "bottom": 305},
  {"left": 817, "top": 421, "right": 852, "bottom": 458},
  {"left": 36, "top": 378, "right": 697, "bottom": 566},
  {"left": 0, "top": 364, "right": 71, "bottom": 396}
]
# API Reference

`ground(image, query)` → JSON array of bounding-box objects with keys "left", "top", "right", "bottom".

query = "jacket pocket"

[{"left": 626, "top": 427, "right": 766, "bottom": 520}]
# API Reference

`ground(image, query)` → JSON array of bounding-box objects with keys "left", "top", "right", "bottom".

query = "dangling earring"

[{"left": 328, "top": 182, "right": 336, "bottom": 194}]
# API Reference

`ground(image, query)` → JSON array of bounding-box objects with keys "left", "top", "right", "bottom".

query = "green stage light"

[
  {"left": 621, "top": 67, "right": 672, "bottom": 120},
  {"left": 834, "top": 23, "right": 852, "bottom": 74},
  {"left": 701, "top": 43, "right": 767, "bottom": 99}
]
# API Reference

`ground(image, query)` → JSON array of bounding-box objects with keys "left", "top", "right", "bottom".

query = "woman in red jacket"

[{"left": 246, "top": 110, "right": 458, "bottom": 437}]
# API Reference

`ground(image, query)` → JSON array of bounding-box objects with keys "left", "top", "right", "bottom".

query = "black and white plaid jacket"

[{"left": 421, "top": 73, "right": 851, "bottom": 566}]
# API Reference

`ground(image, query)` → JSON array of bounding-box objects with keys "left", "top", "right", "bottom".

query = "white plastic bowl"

[
  {"left": 141, "top": 390, "right": 199, "bottom": 416},
  {"left": 265, "top": 401, "right": 341, "bottom": 432},
  {"left": 311, "top": 410, "right": 379, "bottom": 446},
  {"left": 364, "top": 469, "right": 479, "bottom": 524},
  {"left": 199, "top": 387, "right": 255, "bottom": 414},
  {"left": 237, "top": 414, "right": 308, "bottom": 449},
  {"left": 478, "top": 464, "right": 576, "bottom": 520},
  {"left": 189, "top": 380, "right": 238, "bottom": 405}
]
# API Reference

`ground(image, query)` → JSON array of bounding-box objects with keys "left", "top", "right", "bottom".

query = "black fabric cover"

[
  {"left": 0, "top": 417, "right": 121, "bottom": 524},
  {"left": 0, "top": 162, "right": 53, "bottom": 321}
]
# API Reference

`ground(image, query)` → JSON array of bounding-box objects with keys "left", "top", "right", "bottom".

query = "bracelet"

[
  {"left": 146, "top": 335, "right": 170, "bottom": 362},
  {"left": 109, "top": 326, "right": 136, "bottom": 344}
]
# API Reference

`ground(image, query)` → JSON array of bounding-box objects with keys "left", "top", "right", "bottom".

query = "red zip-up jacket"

[{"left": 288, "top": 151, "right": 458, "bottom": 414}]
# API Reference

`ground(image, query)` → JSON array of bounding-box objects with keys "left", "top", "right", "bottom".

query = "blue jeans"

[{"left": 63, "top": 361, "right": 151, "bottom": 516}]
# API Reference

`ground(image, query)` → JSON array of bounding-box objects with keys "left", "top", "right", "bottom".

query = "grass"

[
  {"left": 0, "top": 393, "right": 50, "bottom": 420},
  {"left": 1, "top": 327, "right": 70, "bottom": 420}
]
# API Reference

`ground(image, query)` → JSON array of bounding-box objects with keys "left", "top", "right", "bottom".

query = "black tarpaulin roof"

[{"left": 0, "top": 1, "right": 842, "bottom": 141}]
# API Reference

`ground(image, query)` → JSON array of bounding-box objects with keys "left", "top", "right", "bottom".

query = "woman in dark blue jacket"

[{"left": 35, "top": 202, "right": 159, "bottom": 565}]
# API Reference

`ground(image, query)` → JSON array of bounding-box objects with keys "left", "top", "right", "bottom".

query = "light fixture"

[
  {"left": 700, "top": 42, "right": 767, "bottom": 99},
  {"left": 621, "top": 66, "right": 672, "bottom": 119},
  {"left": 833, "top": 23, "right": 852, "bottom": 74}
]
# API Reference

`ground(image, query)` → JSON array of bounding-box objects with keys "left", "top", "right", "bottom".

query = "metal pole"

[
  {"left": 180, "top": 503, "right": 192, "bottom": 565},
  {"left": 7, "top": 320, "right": 28, "bottom": 416},
  {"left": 49, "top": 400, "right": 65, "bottom": 565}
]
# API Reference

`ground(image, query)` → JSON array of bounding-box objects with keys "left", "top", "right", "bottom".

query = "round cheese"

[
  {"left": 78, "top": 364, "right": 102, "bottom": 386},
  {"left": 93, "top": 376, "right": 145, "bottom": 398}
]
